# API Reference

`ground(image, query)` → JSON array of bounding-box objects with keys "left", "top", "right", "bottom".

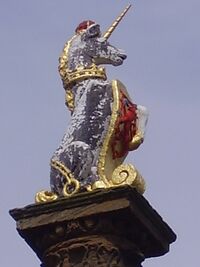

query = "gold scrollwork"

[
  {"left": 112, "top": 164, "right": 145, "bottom": 194},
  {"left": 35, "top": 190, "right": 58, "bottom": 203}
]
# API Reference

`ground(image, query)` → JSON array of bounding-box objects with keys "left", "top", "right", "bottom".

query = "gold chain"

[{"left": 51, "top": 160, "right": 80, "bottom": 196}]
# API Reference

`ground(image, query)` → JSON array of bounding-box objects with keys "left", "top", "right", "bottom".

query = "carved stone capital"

[{"left": 42, "top": 236, "right": 143, "bottom": 267}]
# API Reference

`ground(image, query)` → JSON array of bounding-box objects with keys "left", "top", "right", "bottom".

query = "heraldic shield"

[{"left": 93, "top": 80, "right": 146, "bottom": 194}]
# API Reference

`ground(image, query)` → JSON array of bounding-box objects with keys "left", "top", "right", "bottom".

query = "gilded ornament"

[
  {"left": 129, "top": 131, "right": 144, "bottom": 151},
  {"left": 51, "top": 160, "right": 80, "bottom": 196},
  {"left": 65, "top": 90, "right": 74, "bottom": 112},
  {"left": 112, "top": 164, "right": 145, "bottom": 194},
  {"left": 35, "top": 190, "right": 58, "bottom": 203}
]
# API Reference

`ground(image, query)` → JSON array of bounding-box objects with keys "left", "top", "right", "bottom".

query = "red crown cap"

[{"left": 75, "top": 20, "right": 95, "bottom": 33}]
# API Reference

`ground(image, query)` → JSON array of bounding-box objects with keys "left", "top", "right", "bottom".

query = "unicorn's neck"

[
  {"left": 68, "top": 36, "right": 93, "bottom": 71},
  {"left": 68, "top": 58, "right": 93, "bottom": 71}
]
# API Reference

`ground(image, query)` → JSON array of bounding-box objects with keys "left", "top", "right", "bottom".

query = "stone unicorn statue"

[{"left": 36, "top": 5, "right": 148, "bottom": 202}]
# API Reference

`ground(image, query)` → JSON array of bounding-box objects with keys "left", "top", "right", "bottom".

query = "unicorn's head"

[
  {"left": 67, "top": 21, "right": 127, "bottom": 71},
  {"left": 58, "top": 5, "right": 131, "bottom": 89}
]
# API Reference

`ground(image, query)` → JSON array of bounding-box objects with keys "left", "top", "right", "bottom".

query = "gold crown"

[{"left": 63, "top": 64, "right": 107, "bottom": 87}]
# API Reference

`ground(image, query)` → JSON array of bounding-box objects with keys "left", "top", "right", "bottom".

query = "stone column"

[{"left": 9, "top": 186, "right": 176, "bottom": 267}]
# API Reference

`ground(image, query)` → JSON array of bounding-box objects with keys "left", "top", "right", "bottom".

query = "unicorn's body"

[
  {"left": 35, "top": 6, "right": 149, "bottom": 203},
  {"left": 49, "top": 20, "right": 148, "bottom": 197}
]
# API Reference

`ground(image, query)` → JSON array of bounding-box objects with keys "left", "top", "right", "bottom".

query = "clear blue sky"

[{"left": 1, "top": 0, "right": 200, "bottom": 266}]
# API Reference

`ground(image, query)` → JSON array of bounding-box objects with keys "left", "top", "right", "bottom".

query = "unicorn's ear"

[{"left": 86, "top": 24, "right": 101, "bottom": 38}]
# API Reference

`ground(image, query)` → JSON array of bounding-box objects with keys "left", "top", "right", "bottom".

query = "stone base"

[{"left": 10, "top": 186, "right": 176, "bottom": 267}]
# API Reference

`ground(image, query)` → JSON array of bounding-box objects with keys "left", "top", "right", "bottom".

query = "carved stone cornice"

[{"left": 10, "top": 186, "right": 176, "bottom": 266}]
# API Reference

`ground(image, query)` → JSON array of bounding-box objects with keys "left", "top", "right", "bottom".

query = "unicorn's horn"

[{"left": 103, "top": 4, "right": 132, "bottom": 40}]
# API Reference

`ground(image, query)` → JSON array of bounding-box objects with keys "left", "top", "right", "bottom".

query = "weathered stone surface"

[{"left": 10, "top": 186, "right": 176, "bottom": 266}]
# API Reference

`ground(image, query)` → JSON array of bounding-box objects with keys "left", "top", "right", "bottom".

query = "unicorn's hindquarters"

[{"left": 50, "top": 79, "right": 113, "bottom": 196}]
